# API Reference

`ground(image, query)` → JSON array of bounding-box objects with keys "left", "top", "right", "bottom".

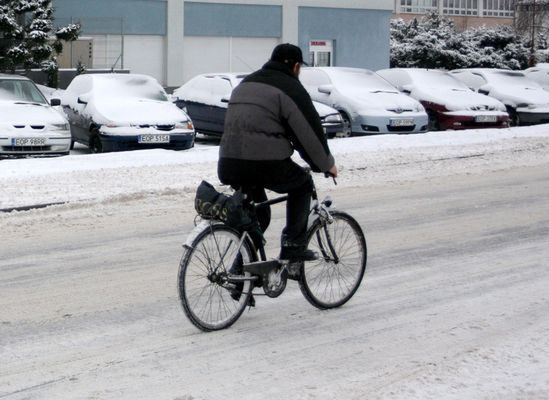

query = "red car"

[{"left": 377, "top": 68, "right": 509, "bottom": 130}]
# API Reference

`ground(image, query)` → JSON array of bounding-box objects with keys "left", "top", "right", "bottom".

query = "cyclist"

[{"left": 218, "top": 43, "right": 338, "bottom": 263}]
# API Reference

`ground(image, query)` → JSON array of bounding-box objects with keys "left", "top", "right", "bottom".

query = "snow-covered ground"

[
  {"left": 1, "top": 125, "right": 549, "bottom": 211},
  {"left": 2, "top": 125, "right": 549, "bottom": 399}
]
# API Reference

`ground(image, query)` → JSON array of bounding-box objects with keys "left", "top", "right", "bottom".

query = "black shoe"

[
  {"left": 228, "top": 253, "right": 244, "bottom": 302},
  {"left": 279, "top": 247, "right": 318, "bottom": 263},
  {"left": 228, "top": 253, "right": 243, "bottom": 275}
]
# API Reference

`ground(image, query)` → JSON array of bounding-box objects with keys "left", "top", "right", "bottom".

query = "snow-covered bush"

[{"left": 391, "top": 12, "right": 531, "bottom": 70}]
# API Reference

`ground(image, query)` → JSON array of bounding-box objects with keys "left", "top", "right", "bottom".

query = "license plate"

[
  {"left": 390, "top": 118, "right": 415, "bottom": 127},
  {"left": 138, "top": 134, "right": 170, "bottom": 144},
  {"left": 11, "top": 137, "right": 47, "bottom": 146},
  {"left": 475, "top": 115, "right": 497, "bottom": 123}
]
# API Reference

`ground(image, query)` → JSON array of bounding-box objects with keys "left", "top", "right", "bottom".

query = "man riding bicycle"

[{"left": 218, "top": 43, "right": 338, "bottom": 263}]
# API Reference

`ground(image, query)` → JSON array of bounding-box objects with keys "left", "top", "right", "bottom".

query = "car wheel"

[
  {"left": 427, "top": 111, "right": 440, "bottom": 131},
  {"left": 507, "top": 107, "right": 520, "bottom": 126},
  {"left": 339, "top": 112, "right": 352, "bottom": 138},
  {"left": 90, "top": 131, "right": 104, "bottom": 153}
]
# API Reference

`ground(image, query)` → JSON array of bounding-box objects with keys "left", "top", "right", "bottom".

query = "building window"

[
  {"left": 400, "top": 0, "right": 438, "bottom": 13},
  {"left": 483, "top": 0, "right": 514, "bottom": 17},
  {"left": 399, "top": 0, "right": 515, "bottom": 16},
  {"left": 443, "top": 0, "right": 479, "bottom": 15}
]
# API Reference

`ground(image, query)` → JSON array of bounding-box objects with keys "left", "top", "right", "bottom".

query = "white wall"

[
  {"left": 91, "top": 35, "right": 165, "bottom": 85},
  {"left": 123, "top": 36, "right": 166, "bottom": 84},
  {"left": 181, "top": 37, "right": 279, "bottom": 84}
]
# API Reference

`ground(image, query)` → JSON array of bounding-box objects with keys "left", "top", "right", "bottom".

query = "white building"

[{"left": 53, "top": 0, "right": 394, "bottom": 87}]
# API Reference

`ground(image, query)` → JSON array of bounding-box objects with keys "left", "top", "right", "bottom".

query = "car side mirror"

[
  {"left": 400, "top": 84, "right": 412, "bottom": 95},
  {"left": 221, "top": 96, "right": 230, "bottom": 103},
  {"left": 478, "top": 84, "right": 491, "bottom": 95},
  {"left": 318, "top": 85, "right": 333, "bottom": 95},
  {"left": 50, "top": 98, "right": 61, "bottom": 106},
  {"left": 77, "top": 97, "right": 88, "bottom": 105}
]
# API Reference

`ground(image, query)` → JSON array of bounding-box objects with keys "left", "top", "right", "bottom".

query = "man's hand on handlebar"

[
  {"left": 324, "top": 165, "right": 338, "bottom": 185},
  {"left": 327, "top": 165, "right": 338, "bottom": 178}
]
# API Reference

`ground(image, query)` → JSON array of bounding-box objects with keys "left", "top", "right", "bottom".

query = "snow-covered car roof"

[
  {"left": 524, "top": 64, "right": 549, "bottom": 90},
  {"left": 454, "top": 68, "right": 540, "bottom": 86},
  {"left": 84, "top": 73, "right": 170, "bottom": 101},
  {"left": 173, "top": 72, "right": 248, "bottom": 98},
  {"left": 0, "top": 73, "right": 31, "bottom": 81},
  {"left": 307, "top": 67, "right": 399, "bottom": 93},
  {"left": 381, "top": 68, "right": 471, "bottom": 90}
]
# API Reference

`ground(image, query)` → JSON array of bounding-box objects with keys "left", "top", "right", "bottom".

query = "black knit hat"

[{"left": 270, "top": 43, "right": 308, "bottom": 66}]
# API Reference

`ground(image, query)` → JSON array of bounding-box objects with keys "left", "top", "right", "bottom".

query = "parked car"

[
  {"left": 299, "top": 67, "right": 428, "bottom": 135},
  {"left": 523, "top": 63, "right": 549, "bottom": 91},
  {"left": 0, "top": 74, "right": 71, "bottom": 157},
  {"left": 61, "top": 73, "right": 195, "bottom": 153},
  {"left": 377, "top": 68, "right": 509, "bottom": 130},
  {"left": 172, "top": 72, "right": 344, "bottom": 138},
  {"left": 450, "top": 68, "right": 549, "bottom": 126}
]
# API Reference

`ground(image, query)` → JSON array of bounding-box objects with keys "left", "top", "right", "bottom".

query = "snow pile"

[{"left": 1, "top": 125, "right": 549, "bottom": 211}]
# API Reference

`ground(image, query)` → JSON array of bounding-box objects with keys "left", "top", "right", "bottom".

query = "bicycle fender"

[{"left": 183, "top": 220, "right": 212, "bottom": 248}]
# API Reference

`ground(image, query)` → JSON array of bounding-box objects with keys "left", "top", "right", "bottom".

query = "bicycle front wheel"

[
  {"left": 299, "top": 211, "right": 367, "bottom": 309},
  {"left": 178, "top": 224, "right": 255, "bottom": 331}
]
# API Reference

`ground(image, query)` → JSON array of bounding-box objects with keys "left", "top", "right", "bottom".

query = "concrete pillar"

[
  {"left": 166, "top": 0, "right": 185, "bottom": 87},
  {"left": 282, "top": 0, "right": 299, "bottom": 45}
]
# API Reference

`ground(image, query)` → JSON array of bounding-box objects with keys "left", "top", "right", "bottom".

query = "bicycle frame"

[{"left": 184, "top": 173, "right": 336, "bottom": 275}]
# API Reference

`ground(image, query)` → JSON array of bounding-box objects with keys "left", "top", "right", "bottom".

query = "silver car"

[
  {"left": 0, "top": 74, "right": 71, "bottom": 157},
  {"left": 451, "top": 68, "right": 549, "bottom": 126},
  {"left": 300, "top": 67, "right": 428, "bottom": 136}
]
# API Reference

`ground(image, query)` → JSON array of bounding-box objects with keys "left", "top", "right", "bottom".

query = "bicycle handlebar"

[{"left": 324, "top": 172, "right": 337, "bottom": 186}]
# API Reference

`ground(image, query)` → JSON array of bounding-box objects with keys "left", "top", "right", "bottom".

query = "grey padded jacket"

[{"left": 219, "top": 61, "right": 335, "bottom": 173}]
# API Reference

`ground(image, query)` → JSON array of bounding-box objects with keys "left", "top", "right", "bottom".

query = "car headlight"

[
  {"left": 175, "top": 121, "right": 194, "bottom": 129},
  {"left": 323, "top": 114, "right": 343, "bottom": 123},
  {"left": 52, "top": 123, "right": 69, "bottom": 131}
]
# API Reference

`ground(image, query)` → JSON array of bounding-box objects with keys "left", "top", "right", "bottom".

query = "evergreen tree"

[{"left": 0, "top": 0, "right": 80, "bottom": 74}]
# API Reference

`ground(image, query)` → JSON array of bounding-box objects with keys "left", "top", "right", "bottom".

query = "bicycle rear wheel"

[
  {"left": 178, "top": 224, "right": 255, "bottom": 331},
  {"left": 299, "top": 211, "right": 367, "bottom": 309}
]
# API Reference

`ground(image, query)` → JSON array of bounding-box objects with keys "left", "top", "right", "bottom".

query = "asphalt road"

[{"left": 1, "top": 164, "right": 548, "bottom": 399}]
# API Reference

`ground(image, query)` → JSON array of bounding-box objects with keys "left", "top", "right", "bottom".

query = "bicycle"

[{"left": 177, "top": 170, "right": 367, "bottom": 331}]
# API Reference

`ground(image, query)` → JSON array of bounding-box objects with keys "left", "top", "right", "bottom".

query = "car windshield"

[
  {"left": 0, "top": 79, "right": 48, "bottom": 104},
  {"left": 486, "top": 71, "right": 541, "bottom": 88},
  {"left": 93, "top": 75, "right": 169, "bottom": 102},
  {"left": 331, "top": 70, "right": 398, "bottom": 93},
  {"left": 410, "top": 70, "right": 469, "bottom": 90}
]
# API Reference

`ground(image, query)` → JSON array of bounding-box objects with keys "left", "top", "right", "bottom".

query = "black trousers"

[{"left": 218, "top": 157, "right": 314, "bottom": 248}]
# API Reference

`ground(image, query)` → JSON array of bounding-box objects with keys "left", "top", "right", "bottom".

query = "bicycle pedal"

[{"left": 243, "top": 260, "right": 281, "bottom": 276}]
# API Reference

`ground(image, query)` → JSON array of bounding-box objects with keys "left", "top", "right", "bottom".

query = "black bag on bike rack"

[{"left": 194, "top": 181, "right": 255, "bottom": 230}]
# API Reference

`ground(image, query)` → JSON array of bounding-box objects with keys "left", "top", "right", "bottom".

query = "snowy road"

[{"left": 1, "top": 154, "right": 549, "bottom": 398}]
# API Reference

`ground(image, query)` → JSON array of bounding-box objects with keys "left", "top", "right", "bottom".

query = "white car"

[
  {"left": 377, "top": 68, "right": 509, "bottom": 130},
  {"left": 0, "top": 74, "right": 71, "bottom": 157},
  {"left": 451, "top": 68, "right": 549, "bottom": 126},
  {"left": 172, "top": 72, "right": 344, "bottom": 138},
  {"left": 62, "top": 73, "right": 195, "bottom": 153},
  {"left": 524, "top": 63, "right": 549, "bottom": 91},
  {"left": 299, "top": 67, "right": 428, "bottom": 135}
]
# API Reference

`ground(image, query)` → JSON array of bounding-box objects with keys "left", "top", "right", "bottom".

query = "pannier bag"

[{"left": 194, "top": 181, "right": 254, "bottom": 229}]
